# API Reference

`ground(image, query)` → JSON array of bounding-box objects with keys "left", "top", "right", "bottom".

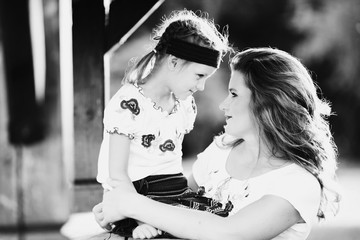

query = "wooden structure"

[
  {"left": 0, "top": 0, "right": 164, "bottom": 239},
  {"left": 72, "top": 0, "right": 164, "bottom": 213}
]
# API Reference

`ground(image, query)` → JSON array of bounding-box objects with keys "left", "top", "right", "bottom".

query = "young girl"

[
  {"left": 96, "top": 9, "right": 230, "bottom": 239},
  {"left": 94, "top": 47, "right": 341, "bottom": 240}
]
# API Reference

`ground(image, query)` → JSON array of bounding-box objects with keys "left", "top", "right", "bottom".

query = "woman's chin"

[
  {"left": 223, "top": 125, "right": 238, "bottom": 138},
  {"left": 223, "top": 124, "right": 230, "bottom": 133}
]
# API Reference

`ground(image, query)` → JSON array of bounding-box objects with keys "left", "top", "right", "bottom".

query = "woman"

[{"left": 93, "top": 47, "right": 341, "bottom": 240}]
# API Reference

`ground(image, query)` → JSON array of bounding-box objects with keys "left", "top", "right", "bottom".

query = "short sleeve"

[
  {"left": 192, "top": 141, "right": 219, "bottom": 186},
  {"left": 266, "top": 168, "right": 321, "bottom": 226},
  {"left": 179, "top": 96, "right": 197, "bottom": 133},
  {"left": 103, "top": 85, "right": 141, "bottom": 137}
]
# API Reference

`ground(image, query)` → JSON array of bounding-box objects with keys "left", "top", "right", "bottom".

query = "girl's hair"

[
  {"left": 229, "top": 47, "right": 341, "bottom": 220},
  {"left": 123, "top": 9, "right": 231, "bottom": 84}
]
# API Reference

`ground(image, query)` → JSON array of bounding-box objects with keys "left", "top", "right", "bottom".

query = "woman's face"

[
  {"left": 169, "top": 58, "right": 217, "bottom": 100},
  {"left": 219, "top": 71, "right": 257, "bottom": 138}
]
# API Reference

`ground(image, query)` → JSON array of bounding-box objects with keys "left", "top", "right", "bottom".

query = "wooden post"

[
  {"left": 0, "top": 0, "right": 73, "bottom": 239},
  {"left": 0, "top": 31, "right": 17, "bottom": 240},
  {"left": 71, "top": 0, "right": 165, "bottom": 213},
  {"left": 72, "top": 0, "right": 105, "bottom": 213}
]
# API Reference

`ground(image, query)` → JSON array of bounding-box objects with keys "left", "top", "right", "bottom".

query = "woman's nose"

[{"left": 219, "top": 98, "right": 228, "bottom": 111}]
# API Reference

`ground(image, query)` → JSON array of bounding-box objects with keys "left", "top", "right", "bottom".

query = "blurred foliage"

[
  {"left": 110, "top": 0, "right": 360, "bottom": 160},
  {"left": 290, "top": 0, "right": 360, "bottom": 159}
]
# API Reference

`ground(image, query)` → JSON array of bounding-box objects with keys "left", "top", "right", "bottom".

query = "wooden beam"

[
  {"left": 105, "top": 0, "right": 164, "bottom": 52},
  {"left": 0, "top": 16, "right": 17, "bottom": 237},
  {"left": 72, "top": 0, "right": 105, "bottom": 212}
]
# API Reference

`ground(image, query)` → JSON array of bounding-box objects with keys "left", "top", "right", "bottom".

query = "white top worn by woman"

[
  {"left": 97, "top": 83, "right": 197, "bottom": 184},
  {"left": 192, "top": 135, "right": 321, "bottom": 240}
]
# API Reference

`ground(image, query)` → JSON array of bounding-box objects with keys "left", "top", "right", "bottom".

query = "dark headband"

[{"left": 165, "top": 39, "right": 221, "bottom": 68}]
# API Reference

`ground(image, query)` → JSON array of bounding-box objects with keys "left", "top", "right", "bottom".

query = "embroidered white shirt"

[{"left": 97, "top": 83, "right": 197, "bottom": 184}]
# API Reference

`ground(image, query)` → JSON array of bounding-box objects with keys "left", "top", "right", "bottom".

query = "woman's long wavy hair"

[
  {"left": 123, "top": 9, "right": 231, "bottom": 84},
  {"left": 230, "top": 47, "right": 341, "bottom": 220}
]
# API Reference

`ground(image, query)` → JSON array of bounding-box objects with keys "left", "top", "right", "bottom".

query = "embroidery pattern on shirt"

[
  {"left": 141, "top": 134, "right": 156, "bottom": 148},
  {"left": 191, "top": 98, "right": 197, "bottom": 113},
  {"left": 106, "top": 127, "right": 135, "bottom": 140},
  {"left": 120, "top": 98, "right": 140, "bottom": 115},
  {"left": 159, "top": 139, "right": 175, "bottom": 152}
]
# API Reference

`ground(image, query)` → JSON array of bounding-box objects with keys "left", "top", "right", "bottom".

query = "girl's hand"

[{"left": 132, "top": 222, "right": 162, "bottom": 239}]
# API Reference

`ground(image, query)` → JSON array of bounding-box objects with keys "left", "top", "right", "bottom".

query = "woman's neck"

[{"left": 240, "top": 135, "right": 290, "bottom": 173}]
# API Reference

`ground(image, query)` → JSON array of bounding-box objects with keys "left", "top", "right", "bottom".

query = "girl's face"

[
  {"left": 219, "top": 71, "right": 257, "bottom": 138},
  {"left": 169, "top": 59, "right": 217, "bottom": 100}
]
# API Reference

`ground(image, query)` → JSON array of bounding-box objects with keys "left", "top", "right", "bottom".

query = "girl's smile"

[{"left": 169, "top": 60, "right": 217, "bottom": 100}]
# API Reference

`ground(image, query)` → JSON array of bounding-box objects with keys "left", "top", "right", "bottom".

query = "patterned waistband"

[{"left": 132, "top": 173, "right": 191, "bottom": 197}]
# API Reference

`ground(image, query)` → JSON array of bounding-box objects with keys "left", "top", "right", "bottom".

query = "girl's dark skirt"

[{"left": 110, "top": 173, "right": 233, "bottom": 238}]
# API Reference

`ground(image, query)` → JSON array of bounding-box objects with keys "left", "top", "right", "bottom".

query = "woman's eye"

[{"left": 230, "top": 92, "right": 237, "bottom": 97}]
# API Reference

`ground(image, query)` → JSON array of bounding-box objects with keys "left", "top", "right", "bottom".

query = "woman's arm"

[
  {"left": 187, "top": 173, "right": 199, "bottom": 191},
  {"left": 100, "top": 182, "right": 302, "bottom": 240}
]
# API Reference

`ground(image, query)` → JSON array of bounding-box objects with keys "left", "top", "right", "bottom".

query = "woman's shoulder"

[
  {"left": 263, "top": 163, "right": 321, "bottom": 194},
  {"left": 285, "top": 164, "right": 318, "bottom": 183}
]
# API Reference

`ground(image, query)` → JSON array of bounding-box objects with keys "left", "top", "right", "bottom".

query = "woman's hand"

[
  {"left": 93, "top": 178, "right": 139, "bottom": 229},
  {"left": 93, "top": 202, "right": 112, "bottom": 230}
]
